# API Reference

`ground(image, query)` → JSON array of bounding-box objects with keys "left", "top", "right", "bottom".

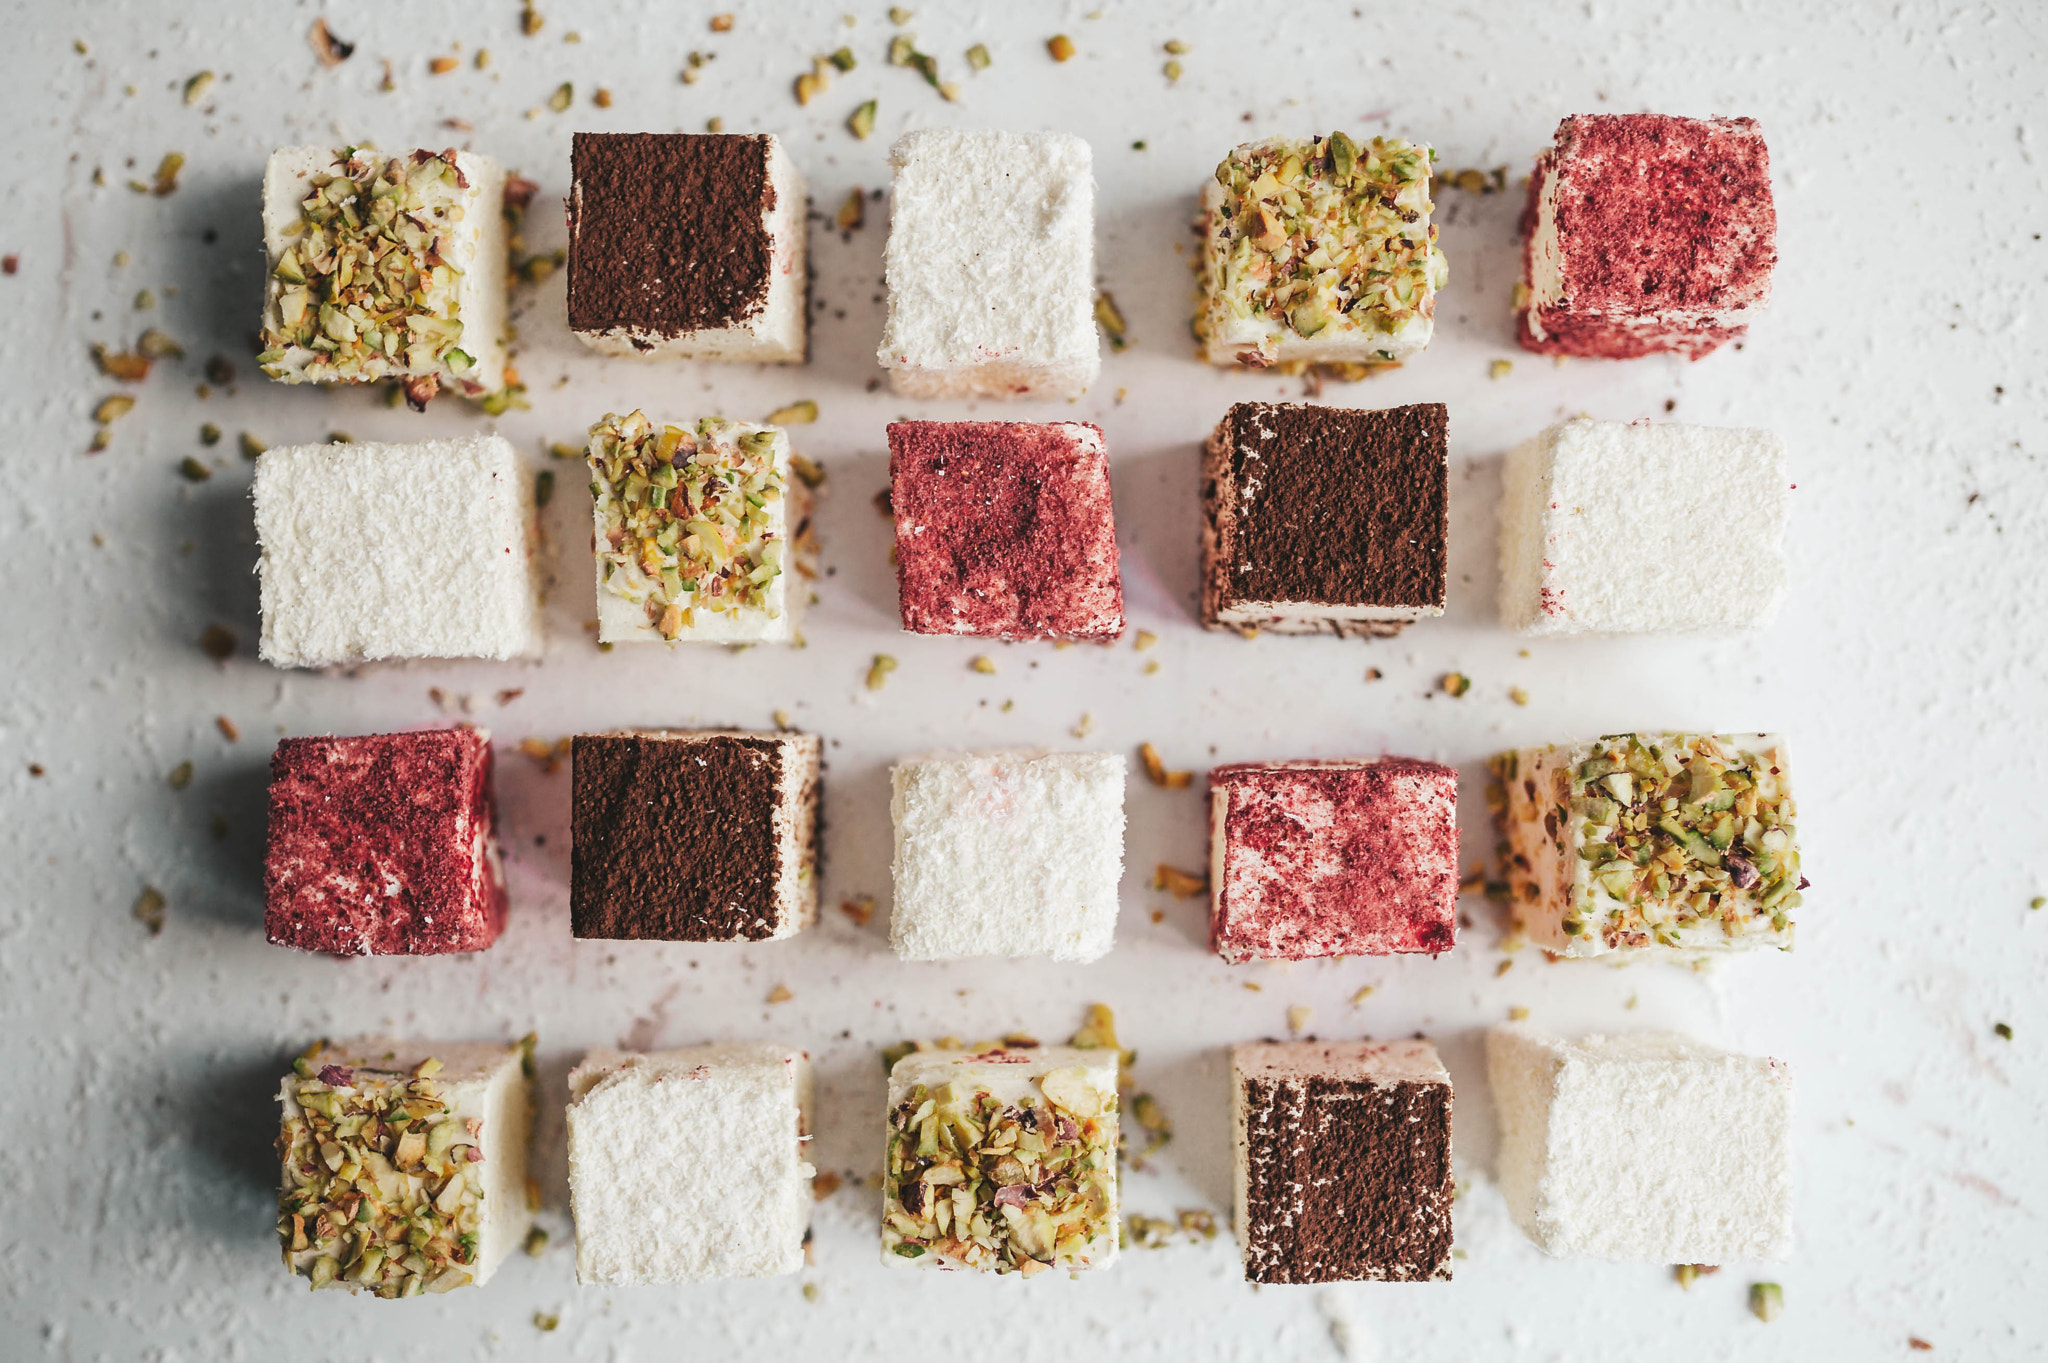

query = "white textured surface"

[
  {"left": 889, "top": 749, "right": 1125, "bottom": 961},
  {"left": 3, "top": 3, "right": 2045, "bottom": 1359},
  {"left": 254, "top": 435, "right": 542, "bottom": 666},
  {"left": 1499, "top": 418, "right": 1789, "bottom": 634},
  {"left": 1487, "top": 1024, "right": 1793, "bottom": 1263},
  {"left": 885, "top": 1045, "right": 1120, "bottom": 1271},
  {"left": 279, "top": 1037, "right": 534, "bottom": 1287},
  {"left": 260, "top": 145, "right": 509, "bottom": 392},
  {"left": 877, "top": 129, "right": 1099, "bottom": 398},
  {"left": 570, "top": 134, "right": 808, "bottom": 363},
  {"left": 566, "top": 1043, "right": 812, "bottom": 1282}
]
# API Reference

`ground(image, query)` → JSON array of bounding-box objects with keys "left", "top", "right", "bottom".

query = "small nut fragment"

[
  {"left": 547, "top": 82, "right": 572, "bottom": 112},
  {"left": 1046, "top": 34, "right": 1075, "bottom": 62},
  {"left": 1748, "top": 1282, "right": 1784, "bottom": 1323},
  {"left": 428, "top": 55, "right": 458, "bottom": 74},
  {"left": 969, "top": 656, "right": 996, "bottom": 675},
  {"left": 836, "top": 188, "right": 864, "bottom": 232},
  {"left": 199, "top": 624, "right": 236, "bottom": 660},
  {"left": 847, "top": 99, "right": 877, "bottom": 140},
  {"left": 1137, "top": 742, "right": 1192, "bottom": 789},
  {"left": 177, "top": 456, "right": 212, "bottom": 483},
  {"left": 839, "top": 895, "right": 875, "bottom": 927},
  {"left": 1153, "top": 864, "right": 1207, "bottom": 898},
  {"left": 765, "top": 399, "right": 818, "bottom": 425},
  {"left": 766, "top": 984, "right": 793, "bottom": 1004},
  {"left": 1285, "top": 1005, "right": 1311, "bottom": 1033},
  {"left": 132, "top": 886, "right": 167, "bottom": 935},
  {"left": 1439, "top": 671, "right": 1471, "bottom": 697},
  {"left": 183, "top": 71, "right": 214, "bottom": 104},
  {"left": 865, "top": 654, "right": 897, "bottom": 690},
  {"left": 308, "top": 18, "right": 353, "bottom": 66},
  {"left": 1037, "top": 1066, "right": 1103, "bottom": 1118},
  {"left": 965, "top": 43, "right": 990, "bottom": 70}
]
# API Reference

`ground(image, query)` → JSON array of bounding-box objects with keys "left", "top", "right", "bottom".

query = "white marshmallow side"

[
  {"left": 255, "top": 436, "right": 542, "bottom": 668},
  {"left": 572, "top": 136, "right": 807, "bottom": 363},
  {"left": 888, "top": 749, "right": 1125, "bottom": 962},
  {"left": 261, "top": 147, "right": 508, "bottom": 394},
  {"left": 1487, "top": 1024, "right": 1793, "bottom": 1263},
  {"left": 1497, "top": 418, "right": 1790, "bottom": 636},
  {"left": 877, "top": 130, "right": 1099, "bottom": 400},
  {"left": 568, "top": 1044, "right": 812, "bottom": 1283}
]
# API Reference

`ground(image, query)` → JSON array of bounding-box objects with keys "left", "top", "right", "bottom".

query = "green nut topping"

[
  {"left": 261, "top": 149, "right": 481, "bottom": 398},
  {"left": 1201, "top": 134, "right": 1447, "bottom": 363},
  {"left": 881, "top": 1063, "right": 1118, "bottom": 1276},
  {"left": 277, "top": 1056, "right": 484, "bottom": 1298},
  {"left": 588, "top": 410, "right": 790, "bottom": 640}
]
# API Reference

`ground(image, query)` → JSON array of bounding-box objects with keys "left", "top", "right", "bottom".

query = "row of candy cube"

[
  {"left": 274, "top": 1023, "right": 1791, "bottom": 1296},
  {"left": 266, "top": 729, "right": 1801, "bottom": 965},
  {"left": 258, "top": 114, "right": 1775, "bottom": 407},
  {"left": 251, "top": 408, "right": 1791, "bottom": 667}
]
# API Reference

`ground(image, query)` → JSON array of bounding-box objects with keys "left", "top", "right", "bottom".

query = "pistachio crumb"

[
  {"left": 134, "top": 289, "right": 156, "bottom": 313},
  {"left": 1047, "top": 34, "right": 1076, "bottom": 61},
  {"left": 839, "top": 895, "right": 875, "bottom": 927},
  {"left": 1495, "top": 959, "right": 1514, "bottom": 978},
  {"left": 1164, "top": 39, "right": 1189, "bottom": 53},
  {"left": 801, "top": 1282, "right": 820, "bottom": 1302},
  {"left": 888, "top": 6, "right": 912, "bottom": 22},
  {"left": 705, "top": 116, "right": 724, "bottom": 133},
  {"left": 766, "top": 984, "right": 793, "bottom": 1004},
  {"left": 1508, "top": 686, "right": 1529, "bottom": 706},
  {"left": 2031, "top": 896, "right": 2044, "bottom": 910},
  {"left": 239, "top": 432, "right": 266, "bottom": 460},
  {"left": 865, "top": 654, "right": 897, "bottom": 690},
  {"left": 594, "top": 86, "right": 613, "bottom": 108},
  {"left": 307, "top": 18, "right": 353, "bottom": 66},
  {"left": 1350, "top": 985, "right": 1375, "bottom": 1006},
  {"left": 965, "top": 42, "right": 990, "bottom": 69},
  {"left": 178, "top": 456, "right": 212, "bottom": 483},
  {"left": 199, "top": 624, "right": 237, "bottom": 660},
  {"left": 1439, "top": 671, "right": 1471, "bottom": 697},
  {"left": 1994, "top": 1021, "right": 2013, "bottom": 1040},
  {"left": 847, "top": 99, "right": 877, "bottom": 140},
  {"left": 1137, "top": 742, "right": 1193, "bottom": 789},
  {"left": 523, "top": 1226, "right": 550, "bottom": 1257},
  {"left": 533, "top": 1312, "right": 560, "bottom": 1333},
  {"left": 765, "top": 399, "right": 818, "bottom": 425},
  {"left": 812, "top": 1170, "right": 842, "bottom": 1200},
  {"left": 835, "top": 188, "right": 864, "bottom": 232},
  {"left": 93, "top": 394, "right": 137, "bottom": 424},
  {"left": 1243, "top": 981, "right": 1262, "bottom": 992},
  {"left": 1094, "top": 290, "right": 1129, "bottom": 350},
  {"left": 1490, "top": 359, "right": 1514, "bottom": 380},
  {"left": 1285, "top": 1005, "right": 1311, "bottom": 1033},
  {"left": 1748, "top": 1282, "right": 1784, "bottom": 1323},
  {"left": 429, "top": 55, "right": 459, "bottom": 74},
  {"left": 547, "top": 82, "right": 572, "bottom": 112},
  {"left": 215, "top": 715, "right": 239, "bottom": 742},
  {"left": 1508, "top": 1005, "right": 1530, "bottom": 1022},
  {"left": 132, "top": 886, "right": 166, "bottom": 935},
  {"left": 710, "top": 13, "right": 734, "bottom": 30},
  {"left": 1070, "top": 711, "right": 1094, "bottom": 739},
  {"left": 1163, "top": 59, "right": 1183, "bottom": 82},
  {"left": 1133, "top": 630, "right": 1157, "bottom": 650},
  {"left": 969, "top": 655, "right": 996, "bottom": 675},
  {"left": 476, "top": 49, "right": 492, "bottom": 69}
]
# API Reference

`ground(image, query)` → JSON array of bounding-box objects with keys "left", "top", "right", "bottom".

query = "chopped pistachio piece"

[
  {"left": 1046, "top": 34, "right": 1075, "bottom": 61},
  {"left": 1440, "top": 671, "right": 1471, "bottom": 697},
  {"left": 1749, "top": 1282, "right": 1784, "bottom": 1323},
  {"left": 132, "top": 886, "right": 166, "bottom": 934},
  {"left": 1153, "top": 864, "right": 1206, "bottom": 898},
  {"left": 866, "top": 654, "right": 897, "bottom": 690},
  {"left": 178, "top": 456, "right": 212, "bottom": 483},
  {"left": 847, "top": 99, "right": 877, "bottom": 140},
  {"left": 548, "top": 82, "right": 572, "bottom": 112},
  {"left": 765, "top": 399, "right": 818, "bottom": 426},
  {"left": 587, "top": 410, "right": 791, "bottom": 637},
  {"left": 965, "top": 42, "right": 990, "bottom": 70},
  {"left": 1094, "top": 289, "right": 1128, "bottom": 350}
]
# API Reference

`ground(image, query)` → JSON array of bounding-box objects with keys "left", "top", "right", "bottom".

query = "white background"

[{"left": 2, "top": 1, "right": 2043, "bottom": 1358}]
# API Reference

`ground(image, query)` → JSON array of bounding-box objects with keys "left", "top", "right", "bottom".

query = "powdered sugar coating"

[
  {"left": 264, "top": 728, "right": 507, "bottom": 956},
  {"left": 1208, "top": 758, "right": 1457, "bottom": 962},
  {"left": 1488, "top": 1024, "right": 1794, "bottom": 1262},
  {"left": 889, "top": 749, "right": 1125, "bottom": 962},
  {"left": 1498, "top": 417, "right": 1790, "bottom": 635},
  {"left": 877, "top": 130, "right": 1099, "bottom": 399},
  {"left": 889, "top": 420, "right": 1124, "bottom": 640},
  {"left": 1517, "top": 114, "right": 1775, "bottom": 360},
  {"left": 566, "top": 1044, "right": 813, "bottom": 1283},
  {"left": 254, "top": 435, "right": 542, "bottom": 667}
]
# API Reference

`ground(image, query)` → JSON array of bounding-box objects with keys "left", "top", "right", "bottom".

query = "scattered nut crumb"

[
  {"left": 1908, "top": 1339, "right": 1933, "bottom": 1352},
  {"left": 1490, "top": 359, "right": 1514, "bottom": 379},
  {"left": 199, "top": 624, "right": 237, "bottom": 660},
  {"left": 177, "top": 456, "right": 212, "bottom": 483},
  {"left": 709, "top": 13, "right": 734, "bottom": 30},
  {"left": 1286, "top": 1005, "right": 1311, "bottom": 1033},
  {"left": 1243, "top": 981, "right": 1262, "bottom": 992},
  {"left": 839, "top": 895, "right": 875, "bottom": 927},
  {"left": 766, "top": 984, "right": 794, "bottom": 1004},
  {"left": 1047, "top": 33, "right": 1076, "bottom": 61},
  {"left": 308, "top": 18, "right": 353, "bottom": 66},
  {"left": 523, "top": 1225, "right": 550, "bottom": 1256},
  {"left": 865, "top": 654, "right": 897, "bottom": 690},
  {"left": 1508, "top": 1005, "right": 1530, "bottom": 1021},
  {"left": 1094, "top": 290, "right": 1128, "bottom": 351},
  {"left": 1070, "top": 712, "right": 1094, "bottom": 739},
  {"left": 167, "top": 761, "right": 193, "bottom": 790},
  {"left": 969, "top": 656, "right": 996, "bottom": 674},
  {"left": 1748, "top": 1282, "right": 1784, "bottom": 1323},
  {"left": 836, "top": 188, "right": 865, "bottom": 232},
  {"left": 1994, "top": 1021, "right": 2013, "bottom": 1040},
  {"left": 1350, "top": 985, "right": 1375, "bottom": 1006},
  {"left": 847, "top": 99, "right": 877, "bottom": 140},
  {"left": 547, "top": 82, "right": 572, "bottom": 112},
  {"left": 1153, "top": 864, "right": 1207, "bottom": 898},
  {"left": 215, "top": 715, "right": 239, "bottom": 742},
  {"left": 1439, "top": 671, "right": 1471, "bottom": 697},
  {"left": 965, "top": 42, "right": 990, "bottom": 69},
  {"left": 132, "top": 886, "right": 166, "bottom": 935},
  {"left": 429, "top": 55, "right": 459, "bottom": 74},
  {"left": 497, "top": 688, "right": 525, "bottom": 706},
  {"left": 812, "top": 1170, "right": 842, "bottom": 1200},
  {"left": 533, "top": 1311, "right": 559, "bottom": 1333},
  {"left": 593, "top": 86, "right": 613, "bottom": 107},
  {"left": 1137, "top": 742, "right": 1193, "bottom": 789},
  {"left": 1134, "top": 630, "right": 1157, "bottom": 650},
  {"left": 766, "top": 399, "right": 818, "bottom": 425},
  {"left": 1495, "top": 959, "right": 1514, "bottom": 978},
  {"left": 1509, "top": 685, "right": 1529, "bottom": 706},
  {"left": 239, "top": 432, "right": 266, "bottom": 460}
]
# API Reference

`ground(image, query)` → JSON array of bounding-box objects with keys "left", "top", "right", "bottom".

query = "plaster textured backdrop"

[{"left": 1, "top": 1, "right": 2042, "bottom": 1358}]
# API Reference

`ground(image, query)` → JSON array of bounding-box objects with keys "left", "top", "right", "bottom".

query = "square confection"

[
  {"left": 277, "top": 1036, "right": 535, "bottom": 1296},
  {"left": 254, "top": 436, "right": 542, "bottom": 668},
  {"left": 571, "top": 730, "right": 821, "bottom": 941},
  {"left": 877, "top": 130, "right": 1098, "bottom": 400},
  {"left": 1489, "top": 733, "right": 1801, "bottom": 959},
  {"left": 882, "top": 1045, "right": 1119, "bottom": 1274},
  {"left": 1232, "top": 1040, "right": 1453, "bottom": 1284},
  {"left": 1498, "top": 418, "right": 1790, "bottom": 636},
  {"left": 266, "top": 728, "right": 507, "bottom": 955},
  {"left": 586, "top": 410, "right": 807, "bottom": 645},
  {"left": 567, "top": 1044, "right": 813, "bottom": 1283},
  {"left": 1517, "top": 114, "right": 1776, "bottom": 361},
  {"left": 259, "top": 146, "right": 509, "bottom": 406},
  {"left": 1200, "top": 134, "right": 1446, "bottom": 370},
  {"left": 567, "top": 132, "right": 807, "bottom": 363},
  {"left": 889, "top": 750, "right": 1125, "bottom": 962},
  {"left": 888, "top": 420, "right": 1125, "bottom": 641},
  {"left": 1487, "top": 1023, "right": 1793, "bottom": 1261},
  {"left": 1209, "top": 759, "right": 1457, "bottom": 963},
  {"left": 1202, "top": 402, "right": 1448, "bottom": 636}
]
